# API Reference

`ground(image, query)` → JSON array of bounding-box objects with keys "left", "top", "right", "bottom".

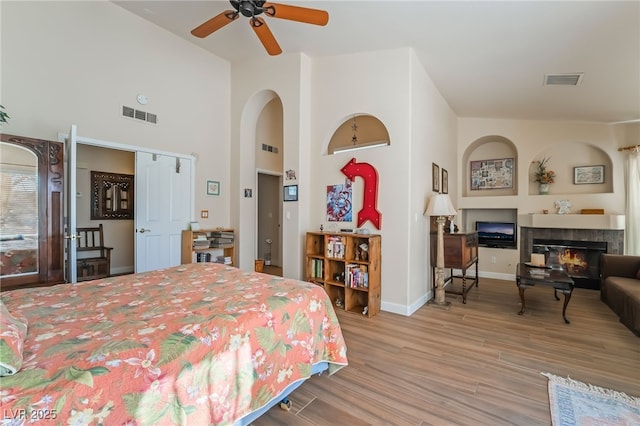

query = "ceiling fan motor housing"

[{"left": 231, "top": 0, "right": 268, "bottom": 18}]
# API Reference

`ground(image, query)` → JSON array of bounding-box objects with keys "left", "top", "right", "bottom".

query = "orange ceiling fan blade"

[
  {"left": 191, "top": 10, "right": 238, "bottom": 38},
  {"left": 250, "top": 17, "right": 282, "bottom": 56},
  {"left": 263, "top": 2, "right": 329, "bottom": 26}
]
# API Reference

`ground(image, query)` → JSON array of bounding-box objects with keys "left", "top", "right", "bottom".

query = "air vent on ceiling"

[
  {"left": 544, "top": 73, "right": 584, "bottom": 86},
  {"left": 121, "top": 105, "right": 158, "bottom": 125}
]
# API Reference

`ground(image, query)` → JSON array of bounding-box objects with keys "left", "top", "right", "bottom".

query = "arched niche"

[
  {"left": 528, "top": 142, "right": 613, "bottom": 195},
  {"left": 255, "top": 96, "right": 283, "bottom": 173},
  {"left": 462, "top": 135, "right": 518, "bottom": 197},
  {"left": 327, "top": 114, "right": 390, "bottom": 155}
]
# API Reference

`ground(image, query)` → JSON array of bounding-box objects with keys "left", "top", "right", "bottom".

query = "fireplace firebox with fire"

[{"left": 532, "top": 239, "right": 607, "bottom": 290}]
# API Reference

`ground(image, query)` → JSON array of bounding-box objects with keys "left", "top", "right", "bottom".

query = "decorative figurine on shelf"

[
  {"left": 555, "top": 199, "right": 572, "bottom": 215},
  {"left": 359, "top": 243, "right": 369, "bottom": 261},
  {"left": 335, "top": 297, "right": 343, "bottom": 308}
]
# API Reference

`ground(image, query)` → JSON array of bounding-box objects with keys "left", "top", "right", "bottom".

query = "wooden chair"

[{"left": 76, "top": 224, "right": 113, "bottom": 281}]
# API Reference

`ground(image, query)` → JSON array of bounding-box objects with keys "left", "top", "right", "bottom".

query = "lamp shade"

[{"left": 425, "top": 193, "right": 457, "bottom": 217}]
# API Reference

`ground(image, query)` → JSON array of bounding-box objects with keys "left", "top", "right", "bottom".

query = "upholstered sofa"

[{"left": 600, "top": 254, "right": 640, "bottom": 336}]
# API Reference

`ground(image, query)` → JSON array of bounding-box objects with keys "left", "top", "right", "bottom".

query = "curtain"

[{"left": 624, "top": 149, "right": 640, "bottom": 255}]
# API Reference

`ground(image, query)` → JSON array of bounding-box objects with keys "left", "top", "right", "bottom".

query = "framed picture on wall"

[
  {"left": 284, "top": 185, "right": 298, "bottom": 202},
  {"left": 470, "top": 157, "right": 513, "bottom": 190},
  {"left": 207, "top": 180, "right": 220, "bottom": 196},
  {"left": 91, "top": 171, "right": 134, "bottom": 220},
  {"left": 432, "top": 163, "right": 440, "bottom": 192},
  {"left": 573, "top": 165, "right": 604, "bottom": 184},
  {"left": 442, "top": 168, "right": 449, "bottom": 194}
]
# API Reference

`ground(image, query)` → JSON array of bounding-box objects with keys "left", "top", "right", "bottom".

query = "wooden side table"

[{"left": 430, "top": 231, "right": 479, "bottom": 303}]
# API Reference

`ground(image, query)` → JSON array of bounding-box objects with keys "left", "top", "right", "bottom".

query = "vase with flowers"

[{"left": 534, "top": 157, "right": 555, "bottom": 194}]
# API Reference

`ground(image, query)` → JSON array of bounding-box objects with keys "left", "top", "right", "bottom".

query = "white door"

[
  {"left": 64, "top": 125, "right": 78, "bottom": 283},
  {"left": 135, "top": 152, "right": 192, "bottom": 272}
]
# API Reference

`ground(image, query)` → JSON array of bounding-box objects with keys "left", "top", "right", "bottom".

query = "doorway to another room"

[{"left": 257, "top": 172, "right": 282, "bottom": 276}]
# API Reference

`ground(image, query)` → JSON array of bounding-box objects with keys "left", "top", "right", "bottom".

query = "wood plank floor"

[{"left": 253, "top": 277, "right": 640, "bottom": 425}]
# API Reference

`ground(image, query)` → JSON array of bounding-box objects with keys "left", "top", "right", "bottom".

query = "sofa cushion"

[{"left": 603, "top": 277, "right": 640, "bottom": 336}]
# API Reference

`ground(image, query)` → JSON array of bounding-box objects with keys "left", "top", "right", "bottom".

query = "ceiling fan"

[{"left": 191, "top": 1, "right": 329, "bottom": 56}]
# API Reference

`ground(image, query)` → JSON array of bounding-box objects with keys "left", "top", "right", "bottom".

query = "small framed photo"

[
  {"left": 441, "top": 168, "right": 448, "bottom": 194},
  {"left": 432, "top": 163, "right": 440, "bottom": 193},
  {"left": 574, "top": 165, "right": 604, "bottom": 184},
  {"left": 284, "top": 184, "right": 298, "bottom": 202},
  {"left": 207, "top": 180, "right": 220, "bottom": 195}
]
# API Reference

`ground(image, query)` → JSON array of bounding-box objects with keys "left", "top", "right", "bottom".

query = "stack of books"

[
  {"left": 215, "top": 255, "right": 232, "bottom": 265},
  {"left": 210, "top": 230, "right": 234, "bottom": 248}
]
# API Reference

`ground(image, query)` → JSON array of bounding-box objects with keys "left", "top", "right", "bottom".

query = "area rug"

[{"left": 542, "top": 372, "right": 640, "bottom": 425}]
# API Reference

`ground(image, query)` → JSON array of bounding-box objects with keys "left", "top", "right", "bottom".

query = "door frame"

[{"left": 57, "top": 132, "right": 195, "bottom": 272}]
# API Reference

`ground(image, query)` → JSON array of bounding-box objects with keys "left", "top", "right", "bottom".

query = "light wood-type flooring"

[{"left": 253, "top": 277, "right": 640, "bottom": 425}]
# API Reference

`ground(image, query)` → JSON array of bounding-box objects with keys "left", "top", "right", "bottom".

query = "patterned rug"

[{"left": 542, "top": 372, "right": 640, "bottom": 425}]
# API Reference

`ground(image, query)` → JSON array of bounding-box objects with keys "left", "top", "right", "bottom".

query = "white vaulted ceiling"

[{"left": 113, "top": 1, "right": 640, "bottom": 124}]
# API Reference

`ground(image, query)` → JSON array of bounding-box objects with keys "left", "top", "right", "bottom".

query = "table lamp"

[{"left": 425, "top": 193, "right": 457, "bottom": 306}]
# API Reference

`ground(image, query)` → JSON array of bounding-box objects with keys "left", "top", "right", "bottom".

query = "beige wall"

[{"left": 1, "top": 1, "right": 232, "bottom": 231}]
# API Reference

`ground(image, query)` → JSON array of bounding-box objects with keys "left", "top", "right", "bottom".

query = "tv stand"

[{"left": 430, "top": 231, "right": 479, "bottom": 304}]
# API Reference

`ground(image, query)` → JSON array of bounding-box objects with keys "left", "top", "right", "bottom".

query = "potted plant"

[
  {"left": 0, "top": 104, "right": 9, "bottom": 128},
  {"left": 534, "top": 157, "right": 555, "bottom": 194}
]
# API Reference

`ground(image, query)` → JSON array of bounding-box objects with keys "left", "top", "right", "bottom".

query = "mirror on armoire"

[{"left": 0, "top": 134, "right": 65, "bottom": 290}]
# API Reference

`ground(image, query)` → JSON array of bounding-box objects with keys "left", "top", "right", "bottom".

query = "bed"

[{"left": 0, "top": 262, "right": 348, "bottom": 425}]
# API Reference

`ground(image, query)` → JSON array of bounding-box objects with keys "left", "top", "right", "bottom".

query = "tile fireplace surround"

[{"left": 519, "top": 214, "right": 625, "bottom": 267}]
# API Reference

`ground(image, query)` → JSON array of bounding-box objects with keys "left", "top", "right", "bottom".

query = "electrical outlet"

[
  {"left": 491, "top": 256, "right": 496, "bottom": 264},
  {"left": 201, "top": 210, "right": 208, "bottom": 219}
]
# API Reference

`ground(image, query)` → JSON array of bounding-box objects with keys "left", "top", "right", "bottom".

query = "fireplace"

[{"left": 532, "top": 239, "right": 607, "bottom": 289}]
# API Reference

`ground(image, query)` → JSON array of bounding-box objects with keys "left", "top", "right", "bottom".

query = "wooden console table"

[{"left": 430, "top": 231, "right": 479, "bottom": 303}]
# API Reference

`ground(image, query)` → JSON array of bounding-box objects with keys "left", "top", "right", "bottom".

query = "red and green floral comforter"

[{"left": 0, "top": 263, "right": 348, "bottom": 425}]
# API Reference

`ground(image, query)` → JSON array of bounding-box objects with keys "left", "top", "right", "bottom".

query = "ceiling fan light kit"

[{"left": 191, "top": 0, "right": 329, "bottom": 56}]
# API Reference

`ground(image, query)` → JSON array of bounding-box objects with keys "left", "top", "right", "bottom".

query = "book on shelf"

[
  {"left": 345, "top": 263, "right": 368, "bottom": 288},
  {"left": 211, "top": 237, "right": 234, "bottom": 245},
  {"left": 211, "top": 231, "right": 234, "bottom": 239},
  {"left": 310, "top": 259, "right": 324, "bottom": 279},
  {"left": 193, "top": 239, "right": 210, "bottom": 248},
  {"left": 326, "top": 236, "right": 344, "bottom": 259},
  {"left": 209, "top": 241, "right": 233, "bottom": 248},
  {"left": 215, "top": 255, "right": 232, "bottom": 265},
  {"left": 196, "top": 252, "right": 213, "bottom": 262}
]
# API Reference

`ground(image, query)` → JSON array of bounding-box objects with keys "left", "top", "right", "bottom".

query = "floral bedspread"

[{"left": 0, "top": 263, "right": 348, "bottom": 425}]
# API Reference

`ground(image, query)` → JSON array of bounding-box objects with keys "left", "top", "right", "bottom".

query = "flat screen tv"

[{"left": 475, "top": 221, "right": 517, "bottom": 248}]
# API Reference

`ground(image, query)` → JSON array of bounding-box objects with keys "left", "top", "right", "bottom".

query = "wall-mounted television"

[{"left": 475, "top": 221, "right": 517, "bottom": 249}]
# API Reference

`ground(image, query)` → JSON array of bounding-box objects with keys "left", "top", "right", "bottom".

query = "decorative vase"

[{"left": 539, "top": 183, "right": 550, "bottom": 194}]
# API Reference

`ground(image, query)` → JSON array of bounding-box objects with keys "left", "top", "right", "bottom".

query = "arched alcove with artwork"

[
  {"left": 527, "top": 142, "right": 613, "bottom": 196},
  {"left": 462, "top": 135, "right": 518, "bottom": 197}
]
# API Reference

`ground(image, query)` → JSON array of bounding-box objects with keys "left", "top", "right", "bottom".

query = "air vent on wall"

[
  {"left": 121, "top": 105, "right": 158, "bottom": 124},
  {"left": 261, "top": 143, "right": 279, "bottom": 154},
  {"left": 544, "top": 73, "right": 584, "bottom": 86}
]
